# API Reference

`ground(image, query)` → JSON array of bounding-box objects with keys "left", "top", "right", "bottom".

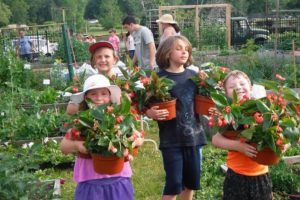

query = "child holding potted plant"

[
  {"left": 146, "top": 35, "right": 207, "bottom": 200},
  {"left": 211, "top": 70, "right": 273, "bottom": 200},
  {"left": 66, "top": 41, "right": 120, "bottom": 115},
  {"left": 60, "top": 74, "right": 135, "bottom": 200}
]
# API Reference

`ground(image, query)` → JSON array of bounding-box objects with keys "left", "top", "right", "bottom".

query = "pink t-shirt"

[
  {"left": 73, "top": 157, "right": 132, "bottom": 183},
  {"left": 108, "top": 35, "right": 120, "bottom": 52}
]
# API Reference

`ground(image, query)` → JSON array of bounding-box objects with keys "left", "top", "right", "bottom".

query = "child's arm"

[
  {"left": 212, "top": 133, "right": 258, "bottom": 158},
  {"left": 60, "top": 137, "right": 87, "bottom": 155},
  {"left": 66, "top": 103, "right": 79, "bottom": 115}
]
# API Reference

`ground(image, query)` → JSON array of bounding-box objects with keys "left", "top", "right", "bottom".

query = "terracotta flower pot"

[
  {"left": 222, "top": 130, "right": 240, "bottom": 140},
  {"left": 91, "top": 154, "right": 124, "bottom": 174},
  {"left": 250, "top": 144, "right": 280, "bottom": 165},
  {"left": 194, "top": 95, "right": 215, "bottom": 115},
  {"left": 150, "top": 99, "right": 176, "bottom": 121}
]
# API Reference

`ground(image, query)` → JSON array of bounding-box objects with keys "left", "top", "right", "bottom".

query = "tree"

[
  {"left": 3, "top": 0, "right": 28, "bottom": 24},
  {"left": 97, "top": 0, "right": 122, "bottom": 29},
  {"left": 0, "top": 1, "right": 11, "bottom": 27}
]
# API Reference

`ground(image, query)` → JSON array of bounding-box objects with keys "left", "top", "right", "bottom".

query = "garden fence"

[{"left": 0, "top": 23, "right": 63, "bottom": 57}]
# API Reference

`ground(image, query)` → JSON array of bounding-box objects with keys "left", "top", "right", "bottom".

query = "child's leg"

[
  {"left": 161, "top": 147, "right": 184, "bottom": 198},
  {"left": 179, "top": 188, "right": 193, "bottom": 200}
]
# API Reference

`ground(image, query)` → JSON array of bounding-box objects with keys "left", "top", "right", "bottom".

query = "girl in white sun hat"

[{"left": 60, "top": 74, "right": 135, "bottom": 200}]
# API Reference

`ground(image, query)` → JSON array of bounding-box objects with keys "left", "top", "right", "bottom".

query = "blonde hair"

[
  {"left": 156, "top": 35, "right": 193, "bottom": 69},
  {"left": 223, "top": 70, "right": 251, "bottom": 92}
]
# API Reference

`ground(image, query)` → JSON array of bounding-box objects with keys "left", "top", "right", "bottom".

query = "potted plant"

[
  {"left": 115, "top": 65, "right": 176, "bottom": 120},
  {"left": 190, "top": 62, "right": 230, "bottom": 115},
  {"left": 63, "top": 95, "right": 143, "bottom": 174},
  {"left": 135, "top": 71, "right": 176, "bottom": 120},
  {"left": 209, "top": 74, "right": 300, "bottom": 165}
]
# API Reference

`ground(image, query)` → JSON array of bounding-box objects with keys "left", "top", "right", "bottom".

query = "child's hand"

[
  {"left": 208, "top": 107, "right": 222, "bottom": 117},
  {"left": 146, "top": 106, "right": 169, "bottom": 121},
  {"left": 238, "top": 142, "right": 258, "bottom": 158},
  {"left": 198, "top": 70, "right": 209, "bottom": 80},
  {"left": 132, "top": 137, "right": 144, "bottom": 148},
  {"left": 75, "top": 141, "right": 88, "bottom": 154}
]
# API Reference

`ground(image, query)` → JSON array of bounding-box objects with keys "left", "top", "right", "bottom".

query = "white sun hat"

[
  {"left": 156, "top": 14, "right": 177, "bottom": 24},
  {"left": 70, "top": 74, "right": 121, "bottom": 104}
]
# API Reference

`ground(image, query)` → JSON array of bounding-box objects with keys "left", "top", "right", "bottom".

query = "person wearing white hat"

[
  {"left": 66, "top": 41, "right": 120, "bottom": 115},
  {"left": 60, "top": 74, "right": 135, "bottom": 200},
  {"left": 156, "top": 14, "right": 181, "bottom": 45},
  {"left": 70, "top": 74, "right": 121, "bottom": 106}
]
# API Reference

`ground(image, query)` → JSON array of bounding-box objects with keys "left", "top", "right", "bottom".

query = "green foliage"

[
  {"left": 97, "top": 0, "right": 122, "bottom": 29},
  {"left": 270, "top": 161, "right": 300, "bottom": 194},
  {"left": 54, "top": 38, "right": 90, "bottom": 63},
  {"left": 0, "top": 50, "right": 26, "bottom": 89},
  {"left": 0, "top": 152, "right": 55, "bottom": 199},
  {"left": 67, "top": 95, "right": 140, "bottom": 157},
  {"left": 0, "top": 2, "right": 11, "bottom": 26}
]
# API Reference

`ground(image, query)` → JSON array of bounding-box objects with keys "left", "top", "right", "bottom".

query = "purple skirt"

[{"left": 75, "top": 177, "right": 134, "bottom": 200}]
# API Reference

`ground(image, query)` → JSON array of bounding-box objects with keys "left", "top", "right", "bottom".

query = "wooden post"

[
  {"left": 225, "top": 4, "right": 231, "bottom": 49},
  {"left": 195, "top": 5, "right": 200, "bottom": 50},
  {"left": 292, "top": 40, "right": 297, "bottom": 88}
]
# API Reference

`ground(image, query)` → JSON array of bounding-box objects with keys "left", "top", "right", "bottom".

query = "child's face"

[
  {"left": 225, "top": 75, "right": 251, "bottom": 99},
  {"left": 92, "top": 47, "right": 116, "bottom": 74},
  {"left": 85, "top": 88, "right": 111, "bottom": 106},
  {"left": 169, "top": 39, "right": 189, "bottom": 67}
]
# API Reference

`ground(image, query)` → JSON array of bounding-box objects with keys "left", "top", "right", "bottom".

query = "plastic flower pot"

[
  {"left": 250, "top": 143, "right": 280, "bottom": 165},
  {"left": 150, "top": 99, "right": 176, "bottom": 121},
  {"left": 194, "top": 95, "right": 215, "bottom": 116},
  {"left": 91, "top": 154, "right": 124, "bottom": 174}
]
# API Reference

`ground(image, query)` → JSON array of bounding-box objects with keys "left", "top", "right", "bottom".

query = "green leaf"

[
  {"left": 240, "top": 126, "right": 255, "bottom": 140},
  {"left": 211, "top": 92, "right": 229, "bottom": 107},
  {"left": 256, "top": 100, "right": 270, "bottom": 113}
]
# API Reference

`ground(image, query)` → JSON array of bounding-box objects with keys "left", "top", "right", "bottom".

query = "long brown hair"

[{"left": 156, "top": 35, "right": 193, "bottom": 69}]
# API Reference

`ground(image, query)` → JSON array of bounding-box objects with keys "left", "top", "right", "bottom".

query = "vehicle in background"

[
  {"left": 11, "top": 36, "right": 58, "bottom": 58},
  {"left": 231, "top": 17, "right": 270, "bottom": 46}
]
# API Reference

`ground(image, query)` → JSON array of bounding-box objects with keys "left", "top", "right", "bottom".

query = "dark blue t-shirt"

[{"left": 156, "top": 69, "right": 207, "bottom": 148}]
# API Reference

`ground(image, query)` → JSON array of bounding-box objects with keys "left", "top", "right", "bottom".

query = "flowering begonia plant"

[
  {"left": 190, "top": 62, "right": 230, "bottom": 97},
  {"left": 209, "top": 74, "right": 300, "bottom": 156},
  {"left": 63, "top": 95, "right": 144, "bottom": 158}
]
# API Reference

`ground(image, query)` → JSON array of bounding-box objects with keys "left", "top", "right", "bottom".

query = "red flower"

[
  {"left": 60, "top": 178, "right": 65, "bottom": 185},
  {"left": 72, "top": 87, "right": 79, "bottom": 93},
  {"left": 243, "top": 124, "right": 249, "bottom": 129},
  {"left": 64, "top": 132, "right": 70, "bottom": 139},
  {"left": 63, "top": 122, "right": 69, "bottom": 128},
  {"left": 139, "top": 76, "right": 150, "bottom": 86},
  {"left": 116, "top": 115, "right": 124, "bottom": 123},
  {"left": 71, "top": 129, "right": 80, "bottom": 138},
  {"left": 106, "top": 106, "right": 114, "bottom": 113},
  {"left": 224, "top": 106, "right": 231, "bottom": 113}
]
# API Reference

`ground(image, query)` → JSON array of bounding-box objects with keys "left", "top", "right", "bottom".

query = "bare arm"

[
  {"left": 212, "top": 133, "right": 257, "bottom": 157},
  {"left": 66, "top": 103, "right": 79, "bottom": 115},
  {"left": 60, "top": 137, "right": 87, "bottom": 155},
  {"left": 148, "top": 42, "right": 156, "bottom": 69}
]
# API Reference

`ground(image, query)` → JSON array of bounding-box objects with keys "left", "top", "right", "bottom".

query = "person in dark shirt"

[{"left": 146, "top": 35, "right": 207, "bottom": 200}]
